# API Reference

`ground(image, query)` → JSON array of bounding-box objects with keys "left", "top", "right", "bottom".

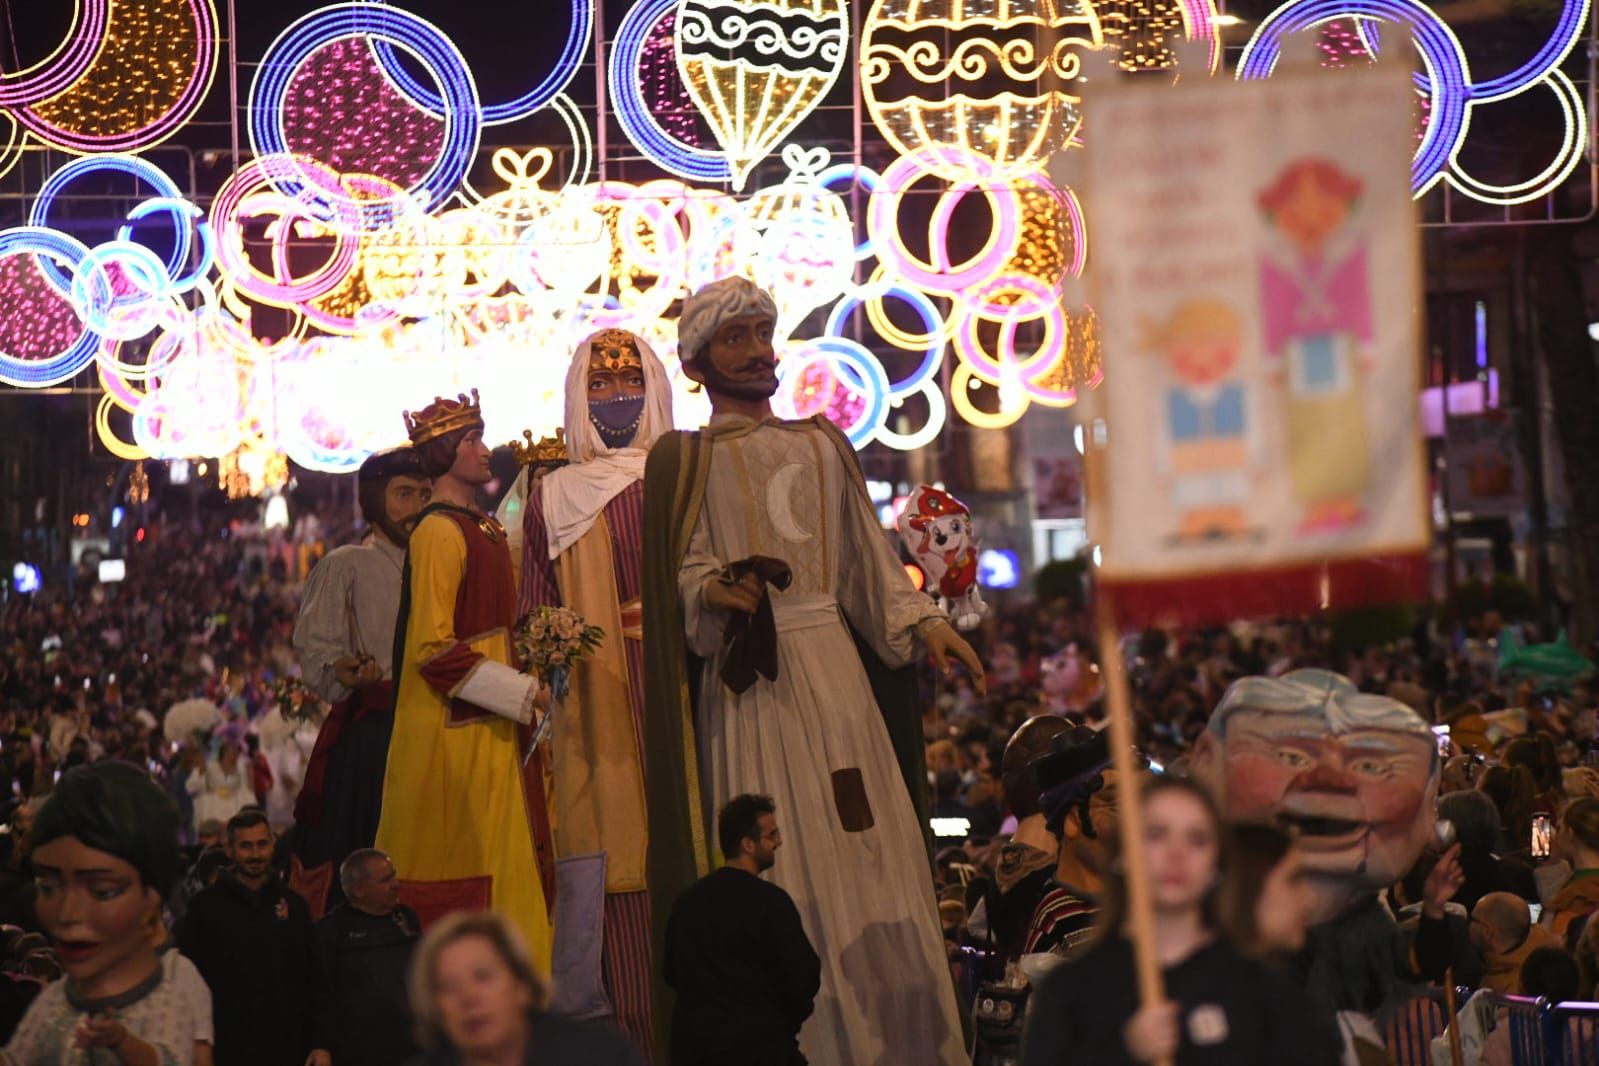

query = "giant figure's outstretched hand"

[{"left": 925, "top": 622, "right": 987, "bottom": 694}]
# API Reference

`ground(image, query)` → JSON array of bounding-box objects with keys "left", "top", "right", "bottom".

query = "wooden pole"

[
  {"left": 1096, "top": 593, "right": 1171, "bottom": 1066},
  {"left": 1444, "top": 967, "right": 1463, "bottom": 1066}
]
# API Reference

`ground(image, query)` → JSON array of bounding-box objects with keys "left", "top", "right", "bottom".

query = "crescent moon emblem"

[{"left": 766, "top": 463, "right": 813, "bottom": 544}]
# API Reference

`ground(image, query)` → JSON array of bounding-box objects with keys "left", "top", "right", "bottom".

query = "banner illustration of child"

[
  {"left": 1142, "top": 299, "right": 1263, "bottom": 545},
  {"left": 1257, "top": 157, "right": 1375, "bottom": 535}
]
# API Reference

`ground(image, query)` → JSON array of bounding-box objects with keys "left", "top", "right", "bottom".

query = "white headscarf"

[
  {"left": 500, "top": 330, "right": 675, "bottom": 560},
  {"left": 677, "top": 276, "right": 779, "bottom": 364}
]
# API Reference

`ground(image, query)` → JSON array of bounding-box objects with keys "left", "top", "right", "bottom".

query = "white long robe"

[{"left": 677, "top": 416, "right": 964, "bottom": 1065}]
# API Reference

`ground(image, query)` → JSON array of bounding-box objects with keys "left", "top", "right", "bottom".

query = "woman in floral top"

[{"left": 3, "top": 761, "right": 212, "bottom": 1065}]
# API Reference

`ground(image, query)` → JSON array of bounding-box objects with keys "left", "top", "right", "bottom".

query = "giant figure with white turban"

[
  {"left": 500, "top": 328, "right": 675, "bottom": 1058},
  {"left": 641, "top": 277, "right": 984, "bottom": 1064}
]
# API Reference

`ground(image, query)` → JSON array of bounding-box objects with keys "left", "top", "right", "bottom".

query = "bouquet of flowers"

[
  {"left": 270, "top": 676, "right": 324, "bottom": 725},
  {"left": 514, "top": 606, "right": 605, "bottom": 756}
]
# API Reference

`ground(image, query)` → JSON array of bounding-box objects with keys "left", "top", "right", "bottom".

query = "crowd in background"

[{"left": 0, "top": 510, "right": 1594, "bottom": 1063}]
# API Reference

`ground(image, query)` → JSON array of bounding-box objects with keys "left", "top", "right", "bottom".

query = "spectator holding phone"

[{"left": 1544, "top": 798, "right": 1599, "bottom": 944}]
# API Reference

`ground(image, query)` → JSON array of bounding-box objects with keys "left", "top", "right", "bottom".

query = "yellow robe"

[{"left": 375, "top": 507, "right": 553, "bottom": 966}]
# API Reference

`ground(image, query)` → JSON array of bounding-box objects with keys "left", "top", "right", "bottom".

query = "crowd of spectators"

[{"left": 0, "top": 505, "right": 1596, "bottom": 1063}]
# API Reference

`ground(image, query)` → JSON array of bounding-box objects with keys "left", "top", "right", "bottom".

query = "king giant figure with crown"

[{"left": 375, "top": 390, "right": 556, "bottom": 964}]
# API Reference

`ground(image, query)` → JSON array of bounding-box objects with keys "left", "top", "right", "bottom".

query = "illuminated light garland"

[
  {"left": 1237, "top": 0, "right": 1470, "bottom": 195},
  {"left": 774, "top": 336, "right": 892, "bottom": 446},
  {"left": 640, "top": 4, "right": 704, "bottom": 147},
  {"left": 0, "top": 227, "right": 102, "bottom": 387},
  {"left": 825, "top": 282, "right": 944, "bottom": 398},
  {"left": 868, "top": 149, "right": 1023, "bottom": 296},
  {"left": 875, "top": 379, "right": 948, "bottom": 451},
  {"left": 0, "top": 0, "right": 111, "bottom": 107},
  {"left": 18, "top": 0, "right": 219, "bottom": 154},
  {"left": 70, "top": 240, "right": 174, "bottom": 342},
  {"left": 950, "top": 362, "right": 1032, "bottom": 430},
  {"left": 816, "top": 162, "right": 885, "bottom": 260},
  {"left": 250, "top": 3, "right": 481, "bottom": 216},
  {"left": 281, "top": 37, "right": 445, "bottom": 191},
  {"left": 119, "top": 198, "right": 216, "bottom": 295},
  {"left": 952, "top": 274, "right": 1068, "bottom": 389},
  {"left": 0, "top": 250, "right": 91, "bottom": 383},
  {"left": 611, "top": 0, "right": 733, "bottom": 182},
  {"left": 673, "top": 0, "right": 848, "bottom": 191},
  {"left": 739, "top": 147, "right": 858, "bottom": 334},
  {"left": 1446, "top": 68, "right": 1588, "bottom": 205},
  {"left": 29, "top": 155, "right": 190, "bottom": 293},
  {"left": 860, "top": 0, "right": 1104, "bottom": 178},
  {"left": 210, "top": 155, "right": 367, "bottom": 308},
  {"left": 370, "top": 0, "right": 591, "bottom": 125}
]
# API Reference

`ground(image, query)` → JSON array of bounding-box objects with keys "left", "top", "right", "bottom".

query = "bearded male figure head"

[
  {"left": 677, "top": 277, "right": 781, "bottom": 414},
  {"left": 356, "top": 447, "right": 430, "bottom": 547}
]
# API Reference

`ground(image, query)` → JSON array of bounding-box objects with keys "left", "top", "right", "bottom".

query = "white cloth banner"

[{"left": 1083, "top": 62, "right": 1429, "bottom": 587}]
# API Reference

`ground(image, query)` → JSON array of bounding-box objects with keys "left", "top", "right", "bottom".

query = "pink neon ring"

[{"left": 0, "top": 0, "right": 110, "bottom": 108}]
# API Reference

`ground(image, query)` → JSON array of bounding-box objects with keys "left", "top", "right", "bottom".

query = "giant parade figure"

[
  {"left": 375, "top": 390, "right": 555, "bottom": 963},
  {"left": 642, "top": 276, "right": 986, "bottom": 1064},
  {"left": 289, "top": 447, "right": 430, "bottom": 917},
  {"left": 502, "top": 328, "right": 675, "bottom": 1055}
]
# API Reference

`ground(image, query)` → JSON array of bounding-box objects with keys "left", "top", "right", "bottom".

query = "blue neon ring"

[
  {"left": 778, "top": 337, "right": 890, "bottom": 447},
  {"left": 0, "top": 226, "right": 101, "bottom": 388},
  {"left": 71, "top": 241, "right": 171, "bottom": 337},
  {"left": 118, "top": 197, "right": 214, "bottom": 293},
  {"left": 818, "top": 163, "right": 884, "bottom": 258},
  {"left": 369, "top": 0, "right": 590, "bottom": 124},
  {"left": 1391, "top": 0, "right": 1586, "bottom": 102},
  {"left": 250, "top": 3, "right": 480, "bottom": 217},
  {"left": 1237, "top": 0, "right": 1470, "bottom": 192},
  {"left": 29, "top": 155, "right": 188, "bottom": 293},
  {"left": 826, "top": 285, "right": 942, "bottom": 399},
  {"left": 609, "top": 0, "right": 731, "bottom": 183}
]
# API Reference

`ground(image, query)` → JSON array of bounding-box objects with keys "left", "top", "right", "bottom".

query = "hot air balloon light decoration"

[{"left": 674, "top": 0, "right": 849, "bottom": 191}]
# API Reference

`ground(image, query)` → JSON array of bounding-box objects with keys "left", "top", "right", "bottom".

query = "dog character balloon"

[{"left": 897, "top": 485, "right": 988, "bottom": 630}]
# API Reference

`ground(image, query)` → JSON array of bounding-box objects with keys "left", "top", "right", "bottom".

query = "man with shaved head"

[{"left": 1471, "top": 892, "right": 1559, "bottom": 994}]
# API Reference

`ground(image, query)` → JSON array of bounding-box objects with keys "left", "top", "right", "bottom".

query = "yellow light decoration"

[
  {"left": 218, "top": 443, "right": 288, "bottom": 500},
  {"left": 674, "top": 0, "right": 849, "bottom": 191},
  {"left": 737, "top": 146, "right": 857, "bottom": 335},
  {"left": 861, "top": 0, "right": 1104, "bottom": 178},
  {"left": 20, "top": 0, "right": 220, "bottom": 155}
]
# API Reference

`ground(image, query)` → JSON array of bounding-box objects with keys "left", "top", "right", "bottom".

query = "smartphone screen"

[
  {"left": 1431, "top": 724, "right": 1451, "bottom": 759},
  {"left": 1531, "top": 812, "right": 1553, "bottom": 859}
]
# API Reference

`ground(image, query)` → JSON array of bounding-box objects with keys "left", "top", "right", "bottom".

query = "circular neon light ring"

[
  {"left": 370, "top": 0, "right": 590, "bottom": 125},
  {"left": 825, "top": 284, "right": 943, "bottom": 399},
  {"left": 30, "top": 155, "right": 189, "bottom": 293},
  {"left": 1236, "top": 0, "right": 1470, "bottom": 193},
  {"left": 609, "top": 0, "right": 732, "bottom": 183},
  {"left": 0, "top": 227, "right": 101, "bottom": 387},
  {"left": 0, "top": 0, "right": 110, "bottom": 107},
  {"left": 17, "top": 0, "right": 218, "bottom": 154},
  {"left": 250, "top": 3, "right": 480, "bottom": 216},
  {"left": 776, "top": 337, "right": 891, "bottom": 447}
]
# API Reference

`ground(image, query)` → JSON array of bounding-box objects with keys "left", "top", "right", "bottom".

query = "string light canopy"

[{"left": 0, "top": 0, "right": 1584, "bottom": 473}]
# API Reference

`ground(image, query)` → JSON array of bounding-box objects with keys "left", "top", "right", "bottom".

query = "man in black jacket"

[
  {"left": 176, "top": 809, "right": 312, "bottom": 1066},
  {"left": 307, "top": 848, "right": 419, "bottom": 1066},
  {"left": 664, "top": 794, "right": 821, "bottom": 1066}
]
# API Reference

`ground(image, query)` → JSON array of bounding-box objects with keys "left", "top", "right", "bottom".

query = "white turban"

[
  {"left": 1207, "top": 668, "right": 1432, "bottom": 740},
  {"left": 677, "top": 276, "right": 779, "bottom": 363}
]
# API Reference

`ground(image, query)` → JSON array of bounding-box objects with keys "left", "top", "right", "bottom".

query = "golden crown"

[
  {"left": 588, "top": 329, "right": 644, "bottom": 372},
  {"left": 403, "top": 389, "right": 483, "bottom": 446},
  {"left": 508, "top": 428, "right": 569, "bottom": 468}
]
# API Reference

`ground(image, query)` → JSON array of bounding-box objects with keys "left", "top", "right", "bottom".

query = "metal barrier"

[
  {"left": 1501, "top": 994, "right": 1555, "bottom": 1066},
  {"left": 1551, "top": 1001, "right": 1599, "bottom": 1066},
  {"left": 1384, "top": 990, "right": 1450, "bottom": 1066}
]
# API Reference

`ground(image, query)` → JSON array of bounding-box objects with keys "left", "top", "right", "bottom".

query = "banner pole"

[{"left": 1096, "top": 592, "right": 1171, "bottom": 1066}]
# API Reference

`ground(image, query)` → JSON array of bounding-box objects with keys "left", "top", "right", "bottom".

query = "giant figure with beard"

[
  {"left": 500, "top": 328, "right": 674, "bottom": 1058},
  {"left": 289, "top": 447, "right": 429, "bottom": 917},
  {"left": 642, "top": 276, "right": 985, "bottom": 1064},
  {"left": 1193, "top": 669, "right": 1463, "bottom": 1047}
]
